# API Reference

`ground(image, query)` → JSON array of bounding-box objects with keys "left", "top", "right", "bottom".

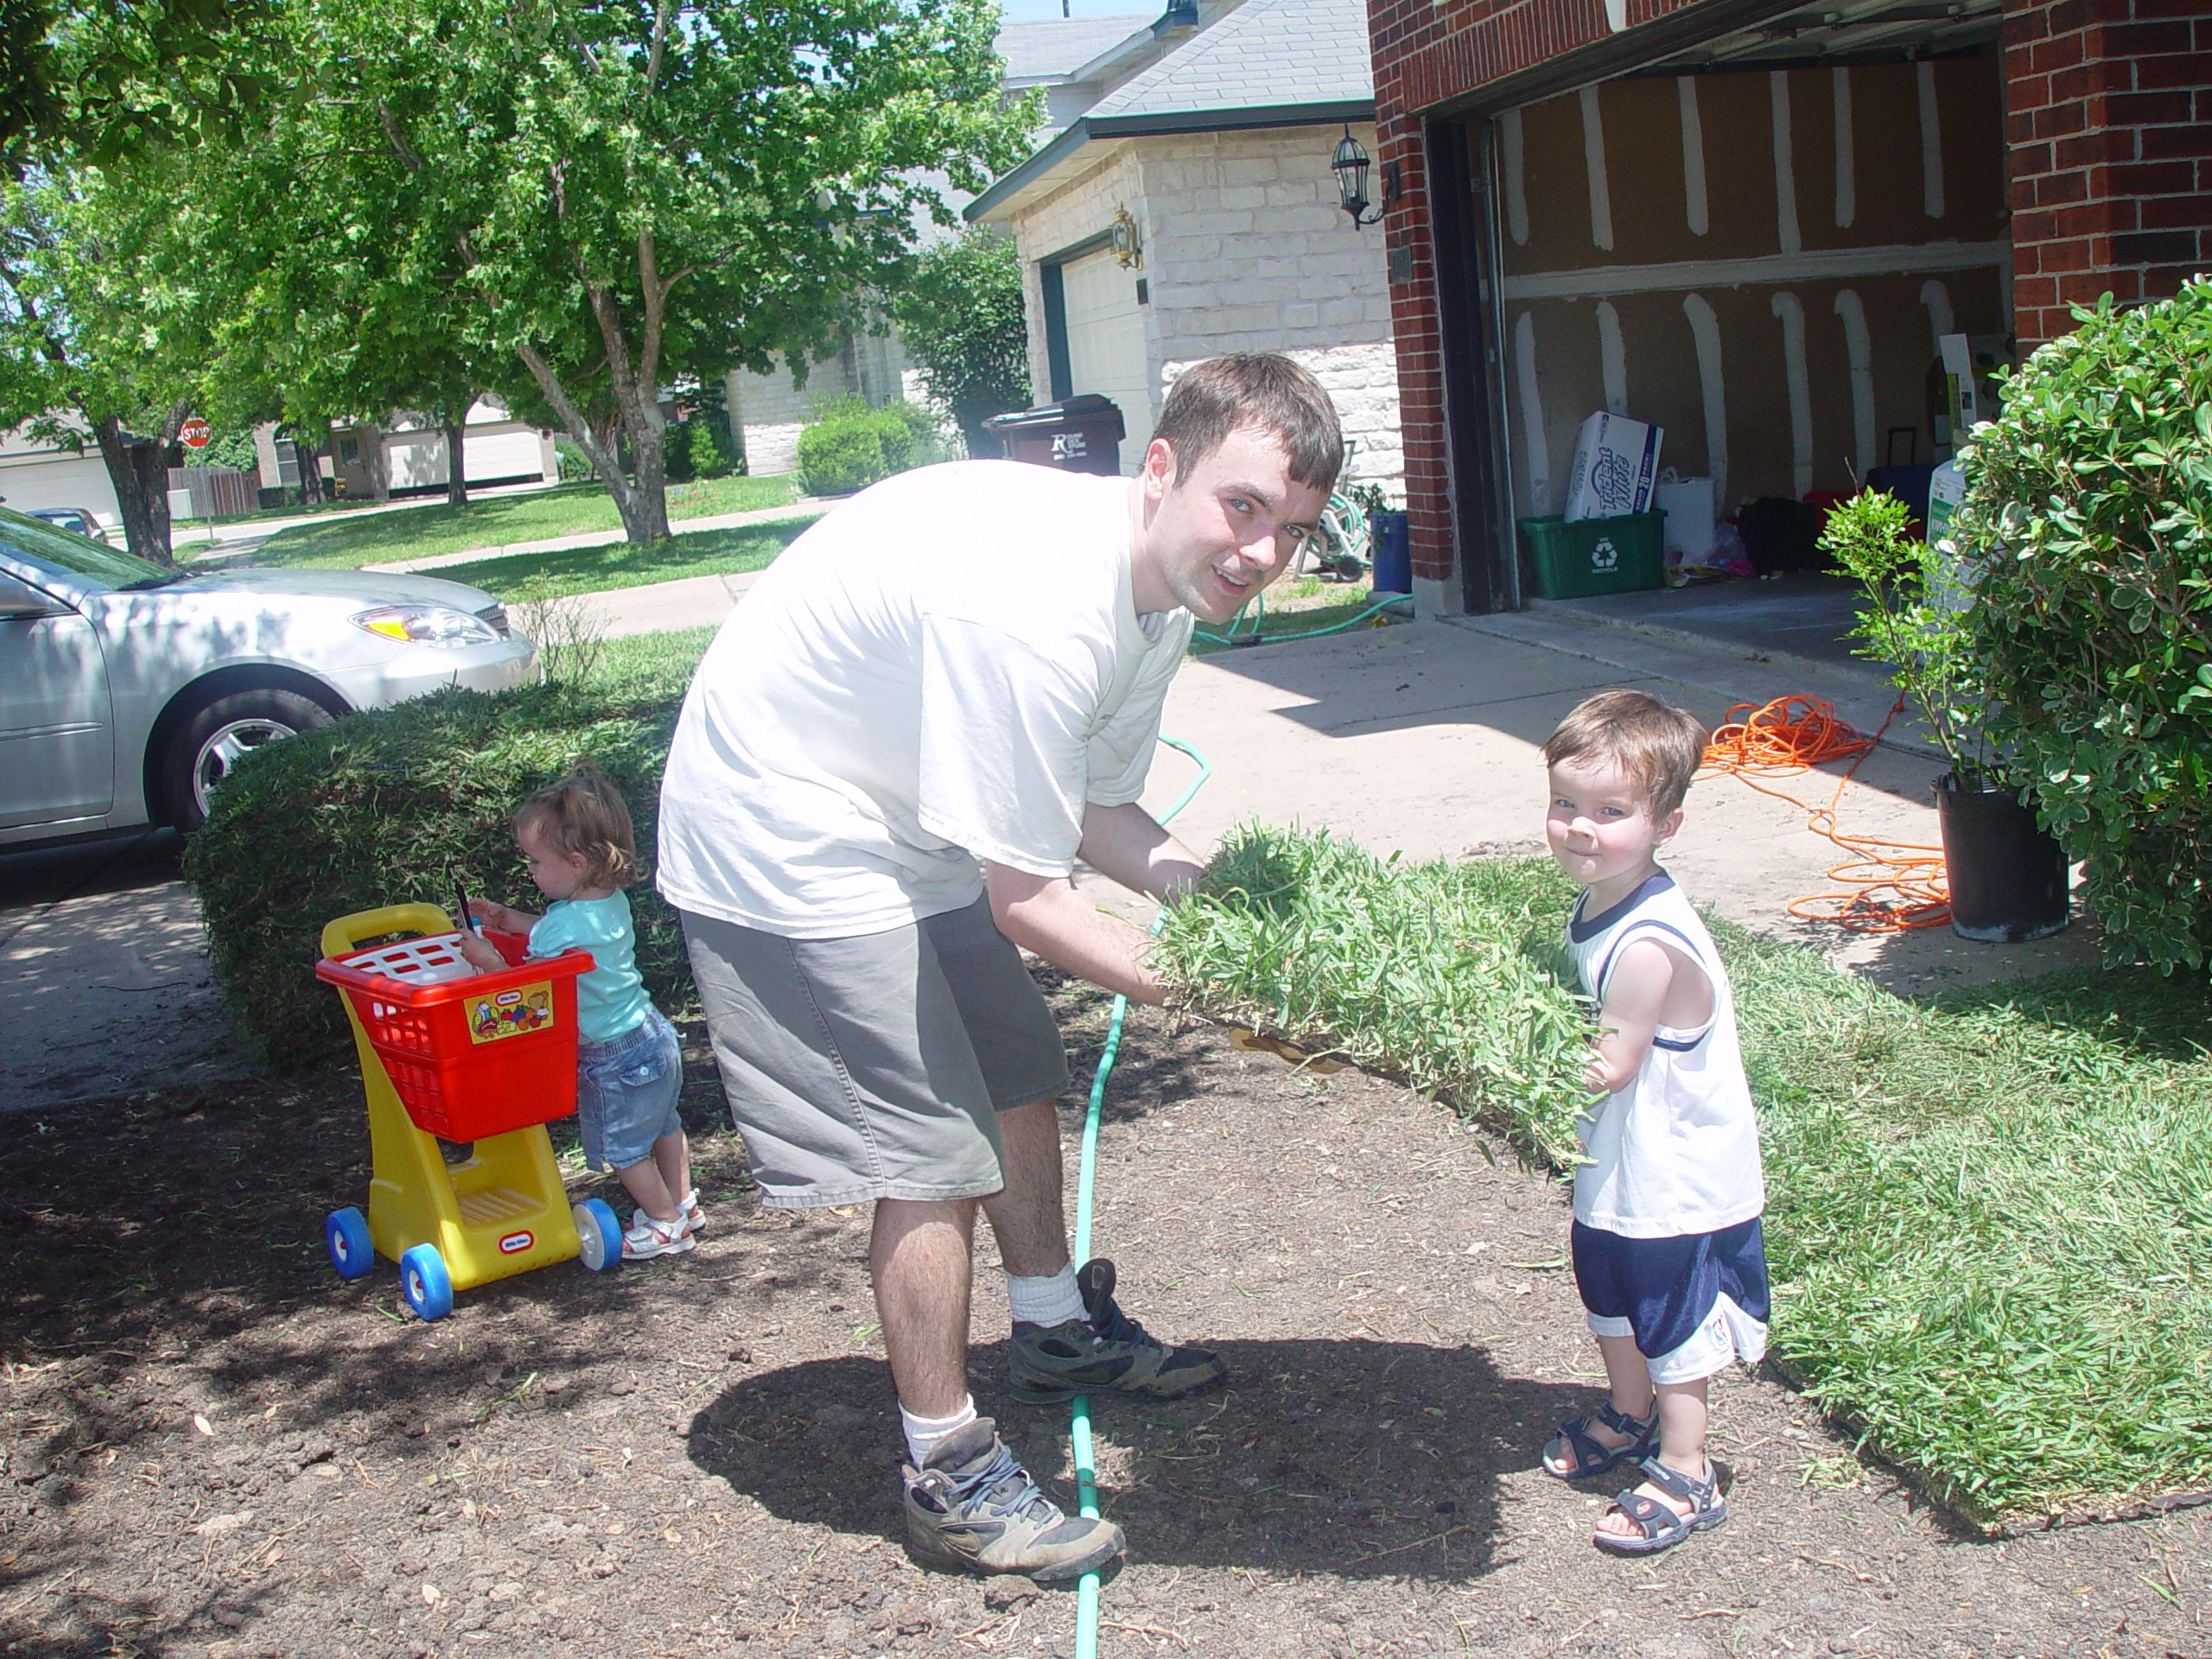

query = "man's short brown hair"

[
  {"left": 1541, "top": 689, "right": 1711, "bottom": 819},
  {"left": 1152, "top": 353, "right": 1344, "bottom": 493}
]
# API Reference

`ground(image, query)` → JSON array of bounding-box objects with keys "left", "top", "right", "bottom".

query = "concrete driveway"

[{"left": 0, "top": 831, "right": 256, "bottom": 1114}]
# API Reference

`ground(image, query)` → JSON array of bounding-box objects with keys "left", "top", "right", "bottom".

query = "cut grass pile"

[
  {"left": 1155, "top": 823, "right": 2212, "bottom": 1529},
  {"left": 245, "top": 475, "right": 804, "bottom": 569}
]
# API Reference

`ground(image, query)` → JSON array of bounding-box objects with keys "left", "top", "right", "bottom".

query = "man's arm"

[
  {"left": 984, "top": 862, "right": 1165, "bottom": 1004},
  {"left": 982, "top": 801, "right": 1207, "bottom": 1005},
  {"left": 1076, "top": 800, "right": 1205, "bottom": 903}
]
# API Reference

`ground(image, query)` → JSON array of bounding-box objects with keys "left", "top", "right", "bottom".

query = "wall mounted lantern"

[
  {"left": 1332, "top": 127, "right": 1399, "bottom": 229},
  {"left": 1110, "top": 207, "right": 1143, "bottom": 270}
]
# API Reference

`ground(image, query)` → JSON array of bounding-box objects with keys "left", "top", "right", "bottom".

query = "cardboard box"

[{"left": 1563, "top": 412, "right": 1662, "bottom": 523}]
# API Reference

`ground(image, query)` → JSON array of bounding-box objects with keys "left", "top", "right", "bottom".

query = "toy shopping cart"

[{"left": 314, "top": 904, "right": 623, "bottom": 1319}]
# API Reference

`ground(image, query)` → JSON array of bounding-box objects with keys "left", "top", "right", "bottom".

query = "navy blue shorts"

[{"left": 1571, "top": 1217, "right": 1772, "bottom": 1383}]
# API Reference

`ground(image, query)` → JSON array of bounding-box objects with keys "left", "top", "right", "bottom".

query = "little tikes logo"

[
  {"left": 498, "top": 1230, "right": 534, "bottom": 1255},
  {"left": 1589, "top": 538, "right": 1619, "bottom": 573}
]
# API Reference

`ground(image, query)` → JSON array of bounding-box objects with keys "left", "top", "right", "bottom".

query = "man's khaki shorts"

[{"left": 679, "top": 897, "right": 1071, "bottom": 1208}]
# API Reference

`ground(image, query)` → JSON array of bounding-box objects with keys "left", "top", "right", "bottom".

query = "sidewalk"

[{"left": 361, "top": 498, "right": 825, "bottom": 574}]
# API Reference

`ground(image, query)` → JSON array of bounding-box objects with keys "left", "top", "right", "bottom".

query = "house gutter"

[{"left": 964, "top": 99, "right": 1376, "bottom": 223}]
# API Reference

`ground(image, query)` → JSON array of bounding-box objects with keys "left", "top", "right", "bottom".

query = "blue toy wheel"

[
  {"left": 573, "top": 1199, "right": 621, "bottom": 1273},
  {"left": 325, "top": 1207, "right": 375, "bottom": 1280},
  {"left": 398, "top": 1244, "right": 454, "bottom": 1321}
]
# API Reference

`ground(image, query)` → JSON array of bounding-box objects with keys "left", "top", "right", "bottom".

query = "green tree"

[
  {"left": 0, "top": 168, "right": 209, "bottom": 563},
  {"left": 890, "top": 227, "right": 1031, "bottom": 458},
  {"left": 186, "top": 0, "right": 1030, "bottom": 543}
]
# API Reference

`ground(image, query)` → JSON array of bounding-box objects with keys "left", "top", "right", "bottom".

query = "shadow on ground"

[{"left": 688, "top": 1339, "right": 1560, "bottom": 1584}]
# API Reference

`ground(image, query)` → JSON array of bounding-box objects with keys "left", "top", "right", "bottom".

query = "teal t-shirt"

[{"left": 527, "top": 893, "right": 652, "bottom": 1046}]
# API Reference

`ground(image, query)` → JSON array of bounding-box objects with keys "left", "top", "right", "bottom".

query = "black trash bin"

[{"left": 982, "top": 395, "right": 1126, "bottom": 476}]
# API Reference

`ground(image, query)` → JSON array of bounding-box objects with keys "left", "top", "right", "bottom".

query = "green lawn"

[
  {"left": 424, "top": 518, "right": 816, "bottom": 602},
  {"left": 246, "top": 474, "right": 805, "bottom": 569},
  {"left": 1157, "top": 824, "right": 2212, "bottom": 1530}
]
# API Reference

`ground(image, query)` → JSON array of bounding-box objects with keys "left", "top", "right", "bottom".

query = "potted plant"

[{"left": 1822, "top": 489, "right": 2069, "bottom": 943}]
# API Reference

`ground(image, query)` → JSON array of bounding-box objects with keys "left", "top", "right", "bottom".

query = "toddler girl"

[{"left": 460, "top": 766, "right": 702, "bottom": 1260}]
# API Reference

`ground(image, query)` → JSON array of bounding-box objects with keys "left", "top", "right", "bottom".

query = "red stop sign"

[{"left": 181, "top": 417, "right": 212, "bottom": 449}]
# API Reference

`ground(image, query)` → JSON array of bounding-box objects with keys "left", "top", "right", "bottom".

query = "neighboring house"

[
  {"left": 1363, "top": 0, "right": 2212, "bottom": 618},
  {"left": 0, "top": 423, "right": 124, "bottom": 525},
  {"left": 325, "top": 397, "right": 558, "bottom": 501},
  {"left": 723, "top": 331, "right": 921, "bottom": 481},
  {"left": 965, "top": 0, "right": 1404, "bottom": 493}
]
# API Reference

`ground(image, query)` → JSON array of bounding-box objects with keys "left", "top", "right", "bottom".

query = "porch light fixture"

[
  {"left": 1331, "top": 127, "right": 1398, "bottom": 228},
  {"left": 1110, "top": 206, "right": 1143, "bottom": 270}
]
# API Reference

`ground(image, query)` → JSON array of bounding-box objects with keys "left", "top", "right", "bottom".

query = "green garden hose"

[
  {"left": 1070, "top": 733, "right": 1211, "bottom": 1657},
  {"left": 1191, "top": 589, "right": 1408, "bottom": 648}
]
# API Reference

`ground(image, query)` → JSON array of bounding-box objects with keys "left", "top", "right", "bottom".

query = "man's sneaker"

[
  {"left": 902, "top": 1419, "right": 1123, "bottom": 1582},
  {"left": 1006, "top": 1259, "right": 1227, "bottom": 1405},
  {"left": 621, "top": 1213, "right": 695, "bottom": 1261}
]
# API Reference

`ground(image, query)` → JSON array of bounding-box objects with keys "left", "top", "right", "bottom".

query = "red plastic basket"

[{"left": 315, "top": 931, "right": 594, "bottom": 1141}]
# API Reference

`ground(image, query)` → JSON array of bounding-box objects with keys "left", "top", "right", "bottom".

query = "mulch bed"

[{"left": 3, "top": 984, "right": 2207, "bottom": 1658}]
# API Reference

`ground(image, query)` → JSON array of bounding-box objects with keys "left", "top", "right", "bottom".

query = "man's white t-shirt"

[{"left": 657, "top": 461, "right": 1193, "bottom": 939}]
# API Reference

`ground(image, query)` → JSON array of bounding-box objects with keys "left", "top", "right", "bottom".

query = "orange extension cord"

[{"left": 1698, "top": 694, "right": 1952, "bottom": 932}]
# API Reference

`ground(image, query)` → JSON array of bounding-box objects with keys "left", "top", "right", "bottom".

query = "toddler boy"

[{"left": 1536, "top": 689, "right": 1769, "bottom": 1556}]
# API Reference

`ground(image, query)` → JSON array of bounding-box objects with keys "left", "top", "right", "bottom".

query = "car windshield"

[{"left": 0, "top": 506, "right": 182, "bottom": 589}]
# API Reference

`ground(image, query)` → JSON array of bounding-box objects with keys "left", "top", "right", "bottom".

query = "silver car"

[{"left": 0, "top": 505, "right": 538, "bottom": 843}]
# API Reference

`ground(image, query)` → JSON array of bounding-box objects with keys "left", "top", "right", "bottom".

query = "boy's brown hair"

[
  {"left": 1542, "top": 690, "right": 1711, "bottom": 819},
  {"left": 514, "top": 763, "right": 638, "bottom": 889},
  {"left": 1152, "top": 353, "right": 1345, "bottom": 493}
]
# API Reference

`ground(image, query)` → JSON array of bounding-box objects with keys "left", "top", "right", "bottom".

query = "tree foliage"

[
  {"left": 1950, "top": 279, "right": 2212, "bottom": 974},
  {"left": 889, "top": 226, "right": 1030, "bottom": 458},
  {"left": 183, "top": 0, "right": 1031, "bottom": 543}
]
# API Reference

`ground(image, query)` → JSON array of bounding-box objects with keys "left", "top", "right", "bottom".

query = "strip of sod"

[{"left": 1154, "top": 823, "right": 2212, "bottom": 1530}]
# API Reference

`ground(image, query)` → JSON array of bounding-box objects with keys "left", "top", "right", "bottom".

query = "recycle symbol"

[{"left": 1590, "top": 538, "right": 1619, "bottom": 572}]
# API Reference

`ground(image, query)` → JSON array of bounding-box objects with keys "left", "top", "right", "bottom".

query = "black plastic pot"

[{"left": 1934, "top": 775, "right": 2070, "bottom": 942}]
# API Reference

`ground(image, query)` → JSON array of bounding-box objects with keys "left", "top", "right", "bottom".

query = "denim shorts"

[{"left": 576, "top": 1007, "right": 683, "bottom": 1172}]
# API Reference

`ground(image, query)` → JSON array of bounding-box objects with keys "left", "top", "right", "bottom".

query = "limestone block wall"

[{"left": 1006, "top": 126, "right": 1403, "bottom": 497}]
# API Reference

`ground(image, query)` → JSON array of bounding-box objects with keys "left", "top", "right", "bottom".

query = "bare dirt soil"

[{"left": 3, "top": 980, "right": 2208, "bottom": 1659}]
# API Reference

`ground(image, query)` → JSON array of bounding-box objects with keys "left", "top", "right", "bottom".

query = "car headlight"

[{"left": 351, "top": 604, "right": 500, "bottom": 648}]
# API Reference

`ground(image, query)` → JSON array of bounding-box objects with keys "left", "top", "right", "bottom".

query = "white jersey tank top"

[{"left": 1563, "top": 871, "right": 1764, "bottom": 1238}]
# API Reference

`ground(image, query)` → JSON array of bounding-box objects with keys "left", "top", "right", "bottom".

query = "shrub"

[
  {"left": 554, "top": 438, "right": 595, "bottom": 481},
  {"left": 1951, "top": 278, "right": 2212, "bottom": 972},
  {"left": 796, "top": 417, "right": 887, "bottom": 496},
  {"left": 685, "top": 415, "right": 735, "bottom": 480},
  {"left": 185, "top": 667, "right": 694, "bottom": 1071}
]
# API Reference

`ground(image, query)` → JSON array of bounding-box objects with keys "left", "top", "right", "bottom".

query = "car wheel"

[{"left": 162, "top": 687, "right": 334, "bottom": 830}]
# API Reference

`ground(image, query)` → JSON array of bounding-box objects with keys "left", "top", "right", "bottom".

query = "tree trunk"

[
  {"left": 608, "top": 376, "right": 671, "bottom": 543},
  {"left": 92, "top": 414, "right": 175, "bottom": 567},
  {"left": 443, "top": 417, "right": 469, "bottom": 506}
]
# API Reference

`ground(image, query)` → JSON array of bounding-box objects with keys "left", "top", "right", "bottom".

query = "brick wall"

[{"left": 2002, "top": 0, "right": 2212, "bottom": 346}]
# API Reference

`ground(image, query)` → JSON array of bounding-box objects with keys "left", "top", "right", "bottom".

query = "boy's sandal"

[
  {"left": 1592, "top": 1457, "right": 1727, "bottom": 1557},
  {"left": 621, "top": 1213, "right": 696, "bottom": 1261},
  {"left": 1541, "top": 1400, "right": 1659, "bottom": 1481}
]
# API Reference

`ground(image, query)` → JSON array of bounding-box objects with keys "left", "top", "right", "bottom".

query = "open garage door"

[{"left": 1443, "top": 0, "right": 2008, "bottom": 609}]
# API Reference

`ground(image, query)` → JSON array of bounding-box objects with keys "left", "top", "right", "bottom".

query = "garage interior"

[{"left": 1451, "top": 0, "right": 2009, "bottom": 652}]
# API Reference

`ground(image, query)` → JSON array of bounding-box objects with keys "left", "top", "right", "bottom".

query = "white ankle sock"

[
  {"left": 1006, "top": 1265, "right": 1086, "bottom": 1327},
  {"left": 899, "top": 1395, "right": 977, "bottom": 1467}
]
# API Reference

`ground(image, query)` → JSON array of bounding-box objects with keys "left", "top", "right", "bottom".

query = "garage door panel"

[{"left": 1058, "top": 250, "right": 1151, "bottom": 473}]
